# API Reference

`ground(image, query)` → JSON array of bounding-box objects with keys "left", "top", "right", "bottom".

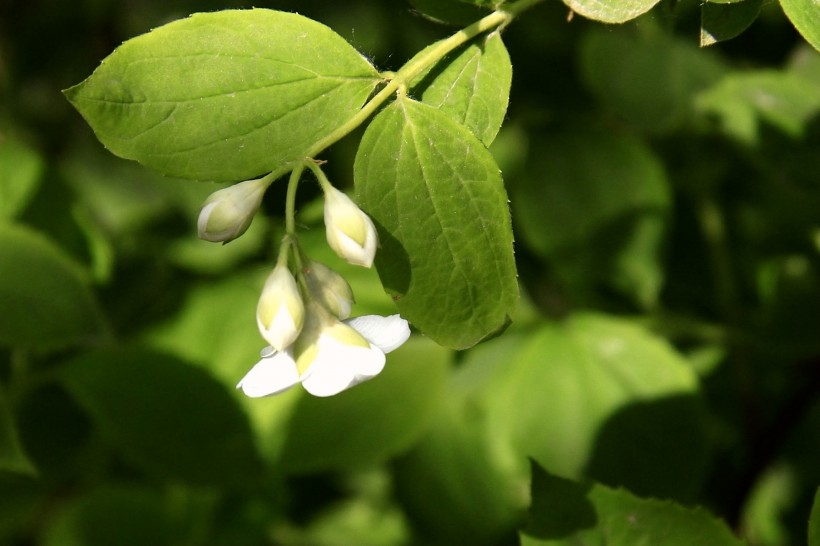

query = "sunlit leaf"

[
  {"left": 65, "top": 9, "right": 379, "bottom": 181},
  {"left": 0, "top": 224, "right": 106, "bottom": 351},
  {"left": 563, "top": 0, "right": 662, "bottom": 24},
  {"left": 485, "top": 314, "right": 708, "bottom": 499},
  {"left": 779, "top": 0, "right": 820, "bottom": 51},
  {"left": 521, "top": 461, "right": 745, "bottom": 545},
  {"left": 355, "top": 97, "right": 518, "bottom": 349},
  {"left": 411, "top": 32, "right": 512, "bottom": 145}
]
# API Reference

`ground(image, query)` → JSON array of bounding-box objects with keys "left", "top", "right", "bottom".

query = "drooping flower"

[
  {"left": 303, "top": 260, "right": 354, "bottom": 319},
  {"left": 236, "top": 312, "right": 410, "bottom": 398},
  {"left": 197, "top": 176, "right": 269, "bottom": 243},
  {"left": 323, "top": 185, "right": 378, "bottom": 268},
  {"left": 256, "top": 264, "right": 304, "bottom": 351}
]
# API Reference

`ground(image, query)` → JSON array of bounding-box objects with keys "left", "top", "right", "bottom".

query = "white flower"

[
  {"left": 197, "top": 176, "right": 268, "bottom": 243},
  {"left": 256, "top": 264, "right": 304, "bottom": 351},
  {"left": 236, "top": 314, "right": 411, "bottom": 398},
  {"left": 323, "top": 185, "right": 378, "bottom": 268},
  {"left": 303, "top": 260, "right": 354, "bottom": 319}
]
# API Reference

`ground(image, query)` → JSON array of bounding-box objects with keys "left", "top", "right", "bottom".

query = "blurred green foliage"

[{"left": 1, "top": 0, "right": 819, "bottom": 545}]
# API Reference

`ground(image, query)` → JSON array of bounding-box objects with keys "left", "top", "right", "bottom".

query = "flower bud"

[
  {"left": 197, "top": 177, "right": 268, "bottom": 243},
  {"left": 304, "top": 260, "right": 355, "bottom": 319},
  {"left": 256, "top": 264, "right": 304, "bottom": 351},
  {"left": 323, "top": 185, "right": 378, "bottom": 268}
]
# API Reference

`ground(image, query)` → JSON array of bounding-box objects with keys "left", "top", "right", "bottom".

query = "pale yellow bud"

[
  {"left": 323, "top": 185, "right": 378, "bottom": 268},
  {"left": 256, "top": 264, "right": 304, "bottom": 351},
  {"left": 197, "top": 177, "right": 268, "bottom": 243}
]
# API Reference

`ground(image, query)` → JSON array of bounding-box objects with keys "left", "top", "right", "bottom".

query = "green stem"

[{"left": 303, "top": 0, "right": 544, "bottom": 158}]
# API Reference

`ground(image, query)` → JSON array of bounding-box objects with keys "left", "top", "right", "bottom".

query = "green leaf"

[
  {"left": 485, "top": 314, "right": 708, "bottom": 500},
  {"left": 280, "top": 336, "right": 449, "bottom": 474},
  {"left": 0, "top": 224, "right": 106, "bottom": 351},
  {"left": 0, "top": 137, "right": 43, "bottom": 219},
  {"left": 511, "top": 125, "right": 670, "bottom": 308},
  {"left": 63, "top": 347, "right": 263, "bottom": 487},
  {"left": 0, "top": 387, "right": 35, "bottom": 476},
  {"left": 810, "top": 487, "right": 820, "bottom": 546},
  {"left": 411, "top": 32, "right": 512, "bottom": 145},
  {"left": 779, "top": 0, "right": 820, "bottom": 51},
  {"left": 697, "top": 71, "right": 820, "bottom": 145},
  {"left": 521, "top": 461, "right": 745, "bottom": 545},
  {"left": 355, "top": 97, "right": 518, "bottom": 349},
  {"left": 581, "top": 27, "right": 726, "bottom": 133},
  {"left": 43, "top": 485, "right": 184, "bottom": 546},
  {"left": 64, "top": 9, "right": 379, "bottom": 181},
  {"left": 701, "top": 0, "right": 764, "bottom": 47},
  {"left": 562, "top": 0, "right": 662, "bottom": 24}
]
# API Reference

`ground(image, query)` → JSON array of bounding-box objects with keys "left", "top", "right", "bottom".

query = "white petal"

[
  {"left": 301, "top": 338, "right": 385, "bottom": 397},
  {"left": 236, "top": 350, "right": 300, "bottom": 397},
  {"left": 345, "top": 314, "right": 410, "bottom": 353}
]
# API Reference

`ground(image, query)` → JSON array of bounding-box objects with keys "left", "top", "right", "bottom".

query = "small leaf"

[
  {"left": 779, "top": 0, "right": 820, "bottom": 51},
  {"left": 355, "top": 97, "right": 518, "bottom": 349},
  {"left": 65, "top": 9, "right": 379, "bottom": 181},
  {"left": 0, "top": 137, "right": 43, "bottom": 219},
  {"left": 562, "top": 0, "right": 662, "bottom": 24},
  {"left": 0, "top": 224, "right": 106, "bottom": 351},
  {"left": 411, "top": 32, "right": 512, "bottom": 145},
  {"left": 521, "top": 461, "right": 745, "bottom": 545},
  {"left": 701, "top": 0, "right": 764, "bottom": 47},
  {"left": 63, "top": 347, "right": 263, "bottom": 487},
  {"left": 280, "top": 337, "right": 449, "bottom": 474}
]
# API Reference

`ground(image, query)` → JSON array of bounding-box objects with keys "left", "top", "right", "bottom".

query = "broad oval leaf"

[
  {"left": 65, "top": 9, "right": 380, "bottom": 182},
  {"left": 63, "top": 347, "right": 263, "bottom": 487},
  {"left": 563, "top": 0, "right": 661, "bottom": 24},
  {"left": 0, "top": 224, "right": 106, "bottom": 351},
  {"left": 355, "top": 97, "right": 518, "bottom": 350},
  {"left": 779, "top": 0, "right": 820, "bottom": 52},
  {"left": 486, "top": 314, "right": 708, "bottom": 499},
  {"left": 411, "top": 32, "right": 512, "bottom": 146}
]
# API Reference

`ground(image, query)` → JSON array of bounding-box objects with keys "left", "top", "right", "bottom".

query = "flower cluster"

[{"left": 197, "top": 162, "right": 410, "bottom": 397}]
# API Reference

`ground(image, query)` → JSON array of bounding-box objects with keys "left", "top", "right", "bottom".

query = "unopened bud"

[
  {"left": 304, "top": 260, "right": 355, "bottom": 319},
  {"left": 323, "top": 185, "right": 378, "bottom": 268},
  {"left": 256, "top": 264, "right": 304, "bottom": 351},
  {"left": 197, "top": 177, "right": 268, "bottom": 243}
]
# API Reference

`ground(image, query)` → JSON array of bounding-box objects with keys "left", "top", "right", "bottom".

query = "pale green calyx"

[
  {"left": 197, "top": 176, "right": 268, "bottom": 243},
  {"left": 323, "top": 185, "right": 378, "bottom": 268},
  {"left": 256, "top": 263, "right": 304, "bottom": 351},
  {"left": 304, "top": 260, "right": 355, "bottom": 319}
]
